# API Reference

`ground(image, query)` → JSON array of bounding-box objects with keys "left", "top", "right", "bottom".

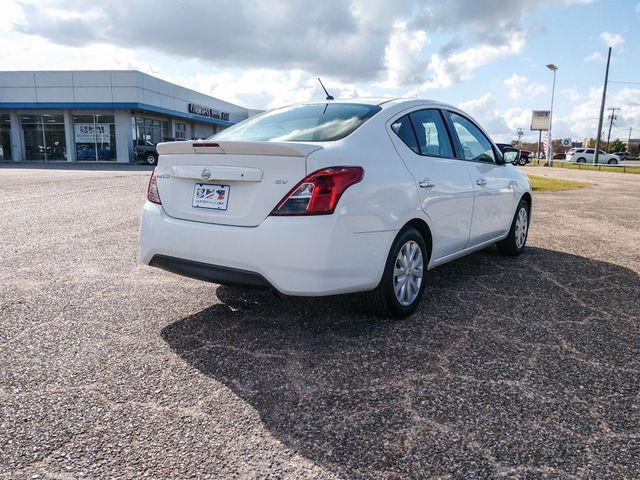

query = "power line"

[{"left": 608, "top": 81, "right": 640, "bottom": 85}]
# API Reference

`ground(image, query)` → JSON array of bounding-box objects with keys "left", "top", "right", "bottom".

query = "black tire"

[
  {"left": 145, "top": 153, "right": 158, "bottom": 165},
  {"left": 518, "top": 158, "right": 527, "bottom": 166},
  {"left": 497, "top": 200, "right": 529, "bottom": 256},
  {"left": 368, "top": 226, "right": 428, "bottom": 319},
  {"left": 607, "top": 159, "right": 617, "bottom": 165},
  {"left": 576, "top": 157, "right": 586, "bottom": 164}
]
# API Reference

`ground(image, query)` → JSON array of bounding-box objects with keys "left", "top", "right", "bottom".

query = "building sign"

[
  {"left": 530, "top": 111, "right": 550, "bottom": 131},
  {"left": 75, "top": 124, "right": 111, "bottom": 143},
  {"left": 189, "top": 103, "right": 230, "bottom": 121}
]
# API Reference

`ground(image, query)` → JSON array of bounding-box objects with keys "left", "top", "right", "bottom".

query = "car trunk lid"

[{"left": 154, "top": 140, "right": 322, "bottom": 227}]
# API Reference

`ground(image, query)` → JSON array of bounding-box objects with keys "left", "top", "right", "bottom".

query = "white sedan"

[
  {"left": 139, "top": 99, "right": 532, "bottom": 318},
  {"left": 565, "top": 148, "right": 620, "bottom": 164}
]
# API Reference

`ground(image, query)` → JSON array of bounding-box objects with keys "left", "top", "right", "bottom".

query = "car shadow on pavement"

[{"left": 161, "top": 247, "right": 640, "bottom": 478}]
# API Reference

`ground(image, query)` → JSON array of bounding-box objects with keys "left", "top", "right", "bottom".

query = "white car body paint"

[{"left": 139, "top": 98, "right": 532, "bottom": 296}]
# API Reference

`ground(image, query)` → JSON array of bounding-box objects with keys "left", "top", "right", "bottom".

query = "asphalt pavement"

[{"left": 1, "top": 165, "right": 639, "bottom": 479}]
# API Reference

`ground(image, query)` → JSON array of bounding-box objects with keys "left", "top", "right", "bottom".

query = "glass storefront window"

[
  {"left": 131, "top": 116, "right": 169, "bottom": 146},
  {"left": 72, "top": 113, "right": 116, "bottom": 161},
  {"left": 175, "top": 122, "right": 186, "bottom": 140},
  {"left": 0, "top": 114, "right": 11, "bottom": 161},
  {"left": 21, "top": 113, "right": 66, "bottom": 161}
]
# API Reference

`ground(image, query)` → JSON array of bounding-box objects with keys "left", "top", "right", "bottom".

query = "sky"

[{"left": 1, "top": 0, "right": 639, "bottom": 143}]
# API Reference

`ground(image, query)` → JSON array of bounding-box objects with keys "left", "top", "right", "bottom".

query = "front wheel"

[
  {"left": 576, "top": 157, "right": 586, "bottom": 164},
  {"left": 368, "top": 227, "right": 428, "bottom": 319},
  {"left": 497, "top": 200, "right": 529, "bottom": 256},
  {"left": 607, "top": 159, "right": 617, "bottom": 165}
]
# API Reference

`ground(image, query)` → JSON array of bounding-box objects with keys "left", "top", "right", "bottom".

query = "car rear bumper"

[
  {"left": 138, "top": 202, "right": 395, "bottom": 296},
  {"left": 148, "top": 254, "right": 274, "bottom": 290}
]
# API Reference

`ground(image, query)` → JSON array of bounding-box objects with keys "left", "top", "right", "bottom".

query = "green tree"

[
  {"left": 587, "top": 138, "right": 596, "bottom": 148},
  {"left": 608, "top": 139, "right": 625, "bottom": 153}
]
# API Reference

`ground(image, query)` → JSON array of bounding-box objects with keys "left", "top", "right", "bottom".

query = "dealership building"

[{"left": 0, "top": 70, "right": 251, "bottom": 162}]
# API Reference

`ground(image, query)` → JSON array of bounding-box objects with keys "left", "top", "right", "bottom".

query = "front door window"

[{"left": 447, "top": 112, "right": 496, "bottom": 163}]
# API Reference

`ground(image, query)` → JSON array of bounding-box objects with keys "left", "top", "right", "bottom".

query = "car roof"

[{"left": 297, "top": 97, "right": 455, "bottom": 110}]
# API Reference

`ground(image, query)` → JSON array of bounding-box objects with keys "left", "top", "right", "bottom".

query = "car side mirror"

[{"left": 500, "top": 147, "right": 519, "bottom": 164}]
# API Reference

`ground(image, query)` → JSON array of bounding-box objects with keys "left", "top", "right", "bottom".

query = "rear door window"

[
  {"left": 408, "top": 109, "right": 454, "bottom": 158},
  {"left": 391, "top": 109, "right": 454, "bottom": 158},
  {"left": 391, "top": 115, "right": 420, "bottom": 154}
]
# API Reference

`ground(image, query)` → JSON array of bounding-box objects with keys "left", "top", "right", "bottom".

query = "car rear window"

[{"left": 211, "top": 103, "right": 382, "bottom": 142}]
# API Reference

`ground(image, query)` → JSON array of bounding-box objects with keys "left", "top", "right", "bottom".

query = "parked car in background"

[
  {"left": 612, "top": 151, "right": 630, "bottom": 161},
  {"left": 552, "top": 152, "right": 566, "bottom": 160},
  {"left": 565, "top": 148, "right": 619, "bottom": 164},
  {"left": 135, "top": 138, "right": 187, "bottom": 165},
  {"left": 134, "top": 140, "right": 159, "bottom": 165},
  {"left": 140, "top": 98, "right": 532, "bottom": 318}
]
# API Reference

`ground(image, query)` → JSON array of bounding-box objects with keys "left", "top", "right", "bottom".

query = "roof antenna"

[{"left": 317, "top": 77, "right": 334, "bottom": 100}]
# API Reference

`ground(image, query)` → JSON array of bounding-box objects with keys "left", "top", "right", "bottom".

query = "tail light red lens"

[
  {"left": 147, "top": 168, "right": 162, "bottom": 204},
  {"left": 271, "top": 166, "right": 363, "bottom": 216}
]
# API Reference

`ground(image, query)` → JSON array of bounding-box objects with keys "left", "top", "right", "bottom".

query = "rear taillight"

[
  {"left": 147, "top": 168, "right": 162, "bottom": 204},
  {"left": 271, "top": 166, "right": 363, "bottom": 216}
]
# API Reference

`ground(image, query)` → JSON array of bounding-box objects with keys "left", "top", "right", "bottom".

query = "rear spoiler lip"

[{"left": 156, "top": 140, "right": 323, "bottom": 157}]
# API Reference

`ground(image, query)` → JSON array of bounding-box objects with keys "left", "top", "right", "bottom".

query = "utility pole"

[
  {"left": 605, "top": 107, "right": 618, "bottom": 152},
  {"left": 516, "top": 128, "right": 524, "bottom": 146},
  {"left": 594, "top": 47, "right": 612, "bottom": 164},
  {"left": 546, "top": 64, "right": 558, "bottom": 165},
  {"left": 628, "top": 127, "right": 633, "bottom": 152}
]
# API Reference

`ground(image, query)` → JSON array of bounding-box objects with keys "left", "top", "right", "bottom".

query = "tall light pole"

[
  {"left": 546, "top": 64, "right": 558, "bottom": 165},
  {"left": 594, "top": 47, "right": 612, "bottom": 164}
]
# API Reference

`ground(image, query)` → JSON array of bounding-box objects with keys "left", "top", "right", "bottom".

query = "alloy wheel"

[
  {"left": 393, "top": 240, "right": 423, "bottom": 306},
  {"left": 515, "top": 207, "right": 528, "bottom": 249}
]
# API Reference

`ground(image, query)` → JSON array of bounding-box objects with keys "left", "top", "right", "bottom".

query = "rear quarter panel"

[{"left": 304, "top": 122, "right": 425, "bottom": 235}]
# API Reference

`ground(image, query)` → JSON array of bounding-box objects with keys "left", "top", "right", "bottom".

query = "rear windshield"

[{"left": 211, "top": 103, "right": 382, "bottom": 142}]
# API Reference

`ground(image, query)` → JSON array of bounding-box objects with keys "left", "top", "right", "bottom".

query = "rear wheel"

[
  {"left": 368, "top": 226, "right": 428, "bottom": 319},
  {"left": 497, "top": 200, "right": 529, "bottom": 256}
]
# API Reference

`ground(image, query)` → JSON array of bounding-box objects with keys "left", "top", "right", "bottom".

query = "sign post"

[{"left": 531, "top": 111, "right": 550, "bottom": 165}]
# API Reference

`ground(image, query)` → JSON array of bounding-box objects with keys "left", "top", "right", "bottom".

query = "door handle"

[
  {"left": 419, "top": 179, "right": 436, "bottom": 188},
  {"left": 476, "top": 178, "right": 488, "bottom": 186}
]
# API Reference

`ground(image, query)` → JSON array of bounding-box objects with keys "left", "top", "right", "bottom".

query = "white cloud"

[
  {"left": 557, "top": 86, "right": 640, "bottom": 141},
  {"left": 455, "top": 83, "right": 640, "bottom": 145},
  {"left": 8, "top": 0, "right": 571, "bottom": 87},
  {"left": 178, "top": 70, "right": 373, "bottom": 110},
  {"left": 504, "top": 73, "right": 547, "bottom": 100},
  {"left": 380, "top": 22, "right": 429, "bottom": 88},
  {"left": 561, "top": 88, "right": 583, "bottom": 102},
  {"left": 600, "top": 31, "right": 625, "bottom": 48},
  {"left": 504, "top": 107, "right": 533, "bottom": 132},
  {"left": 420, "top": 31, "right": 525, "bottom": 90},
  {"left": 584, "top": 51, "right": 605, "bottom": 62},
  {"left": 458, "top": 94, "right": 512, "bottom": 141}
]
